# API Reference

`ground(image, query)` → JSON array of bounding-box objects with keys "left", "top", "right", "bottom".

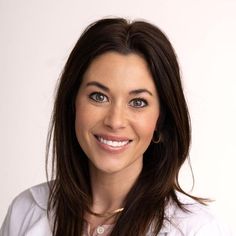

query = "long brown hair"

[{"left": 47, "top": 17, "right": 201, "bottom": 235}]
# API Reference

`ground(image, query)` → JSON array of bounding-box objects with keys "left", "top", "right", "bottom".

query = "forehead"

[{"left": 81, "top": 52, "right": 157, "bottom": 92}]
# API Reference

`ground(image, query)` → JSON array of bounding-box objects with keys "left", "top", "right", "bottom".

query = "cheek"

[
  {"left": 134, "top": 111, "right": 159, "bottom": 141},
  {"left": 75, "top": 101, "right": 102, "bottom": 139},
  {"left": 75, "top": 104, "right": 94, "bottom": 155},
  {"left": 75, "top": 102, "right": 90, "bottom": 137}
]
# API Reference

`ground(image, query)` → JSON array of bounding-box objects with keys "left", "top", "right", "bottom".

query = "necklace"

[
  {"left": 86, "top": 208, "right": 124, "bottom": 236},
  {"left": 89, "top": 207, "right": 124, "bottom": 218}
]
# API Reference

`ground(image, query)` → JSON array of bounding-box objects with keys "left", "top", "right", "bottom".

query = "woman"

[{"left": 0, "top": 18, "right": 230, "bottom": 236}]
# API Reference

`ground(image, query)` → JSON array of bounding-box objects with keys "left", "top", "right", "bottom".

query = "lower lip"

[{"left": 94, "top": 136, "right": 131, "bottom": 154}]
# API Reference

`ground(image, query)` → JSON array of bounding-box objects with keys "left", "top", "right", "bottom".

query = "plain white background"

[{"left": 0, "top": 0, "right": 236, "bottom": 233}]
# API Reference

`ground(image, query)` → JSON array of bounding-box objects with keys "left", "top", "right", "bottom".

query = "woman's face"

[{"left": 75, "top": 52, "right": 160, "bottom": 176}]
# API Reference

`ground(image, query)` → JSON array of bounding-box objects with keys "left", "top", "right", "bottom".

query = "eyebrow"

[
  {"left": 86, "top": 81, "right": 153, "bottom": 96},
  {"left": 86, "top": 81, "right": 109, "bottom": 92}
]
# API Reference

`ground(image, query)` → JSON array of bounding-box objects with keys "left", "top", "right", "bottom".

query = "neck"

[{"left": 89, "top": 163, "right": 142, "bottom": 213}]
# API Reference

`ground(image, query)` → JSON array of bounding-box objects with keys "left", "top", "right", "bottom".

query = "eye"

[
  {"left": 89, "top": 92, "right": 109, "bottom": 103},
  {"left": 129, "top": 98, "right": 148, "bottom": 108}
]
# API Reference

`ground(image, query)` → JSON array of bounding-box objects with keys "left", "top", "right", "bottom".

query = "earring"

[{"left": 152, "top": 131, "right": 161, "bottom": 144}]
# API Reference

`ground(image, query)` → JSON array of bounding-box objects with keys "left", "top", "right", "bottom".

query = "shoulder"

[
  {"left": 0, "top": 182, "right": 51, "bottom": 236},
  {"left": 163, "top": 192, "right": 232, "bottom": 235},
  {"left": 9, "top": 182, "right": 49, "bottom": 213}
]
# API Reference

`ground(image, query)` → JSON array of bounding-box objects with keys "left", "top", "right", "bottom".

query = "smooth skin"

[{"left": 75, "top": 52, "right": 160, "bottom": 230}]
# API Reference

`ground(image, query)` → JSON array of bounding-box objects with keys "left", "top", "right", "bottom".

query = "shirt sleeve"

[
  {"left": 0, "top": 189, "right": 38, "bottom": 236},
  {"left": 196, "top": 218, "right": 233, "bottom": 236},
  {"left": 0, "top": 199, "right": 22, "bottom": 236}
]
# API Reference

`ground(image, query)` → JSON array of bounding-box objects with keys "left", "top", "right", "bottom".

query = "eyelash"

[
  {"left": 129, "top": 98, "right": 148, "bottom": 108},
  {"left": 89, "top": 92, "right": 148, "bottom": 108},
  {"left": 89, "top": 92, "right": 108, "bottom": 103}
]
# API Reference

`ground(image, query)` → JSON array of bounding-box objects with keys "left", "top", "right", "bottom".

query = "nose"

[{"left": 103, "top": 104, "right": 126, "bottom": 130}]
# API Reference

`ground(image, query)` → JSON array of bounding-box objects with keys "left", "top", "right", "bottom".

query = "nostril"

[{"left": 103, "top": 110, "right": 126, "bottom": 130}]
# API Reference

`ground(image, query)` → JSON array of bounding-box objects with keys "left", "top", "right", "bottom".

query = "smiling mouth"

[{"left": 95, "top": 135, "right": 132, "bottom": 148}]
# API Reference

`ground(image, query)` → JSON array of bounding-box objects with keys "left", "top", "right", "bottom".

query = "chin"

[{"left": 96, "top": 165, "right": 124, "bottom": 175}]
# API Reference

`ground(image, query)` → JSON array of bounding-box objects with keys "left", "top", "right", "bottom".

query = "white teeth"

[{"left": 98, "top": 137, "right": 129, "bottom": 147}]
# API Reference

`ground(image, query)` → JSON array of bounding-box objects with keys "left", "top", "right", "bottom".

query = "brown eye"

[
  {"left": 129, "top": 98, "right": 148, "bottom": 108},
  {"left": 89, "top": 92, "right": 108, "bottom": 103}
]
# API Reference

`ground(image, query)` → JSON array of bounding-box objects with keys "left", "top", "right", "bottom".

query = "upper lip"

[{"left": 94, "top": 134, "right": 132, "bottom": 142}]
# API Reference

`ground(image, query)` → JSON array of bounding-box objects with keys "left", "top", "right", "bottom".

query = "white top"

[{"left": 0, "top": 182, "right": 232, "bottom": 236}]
